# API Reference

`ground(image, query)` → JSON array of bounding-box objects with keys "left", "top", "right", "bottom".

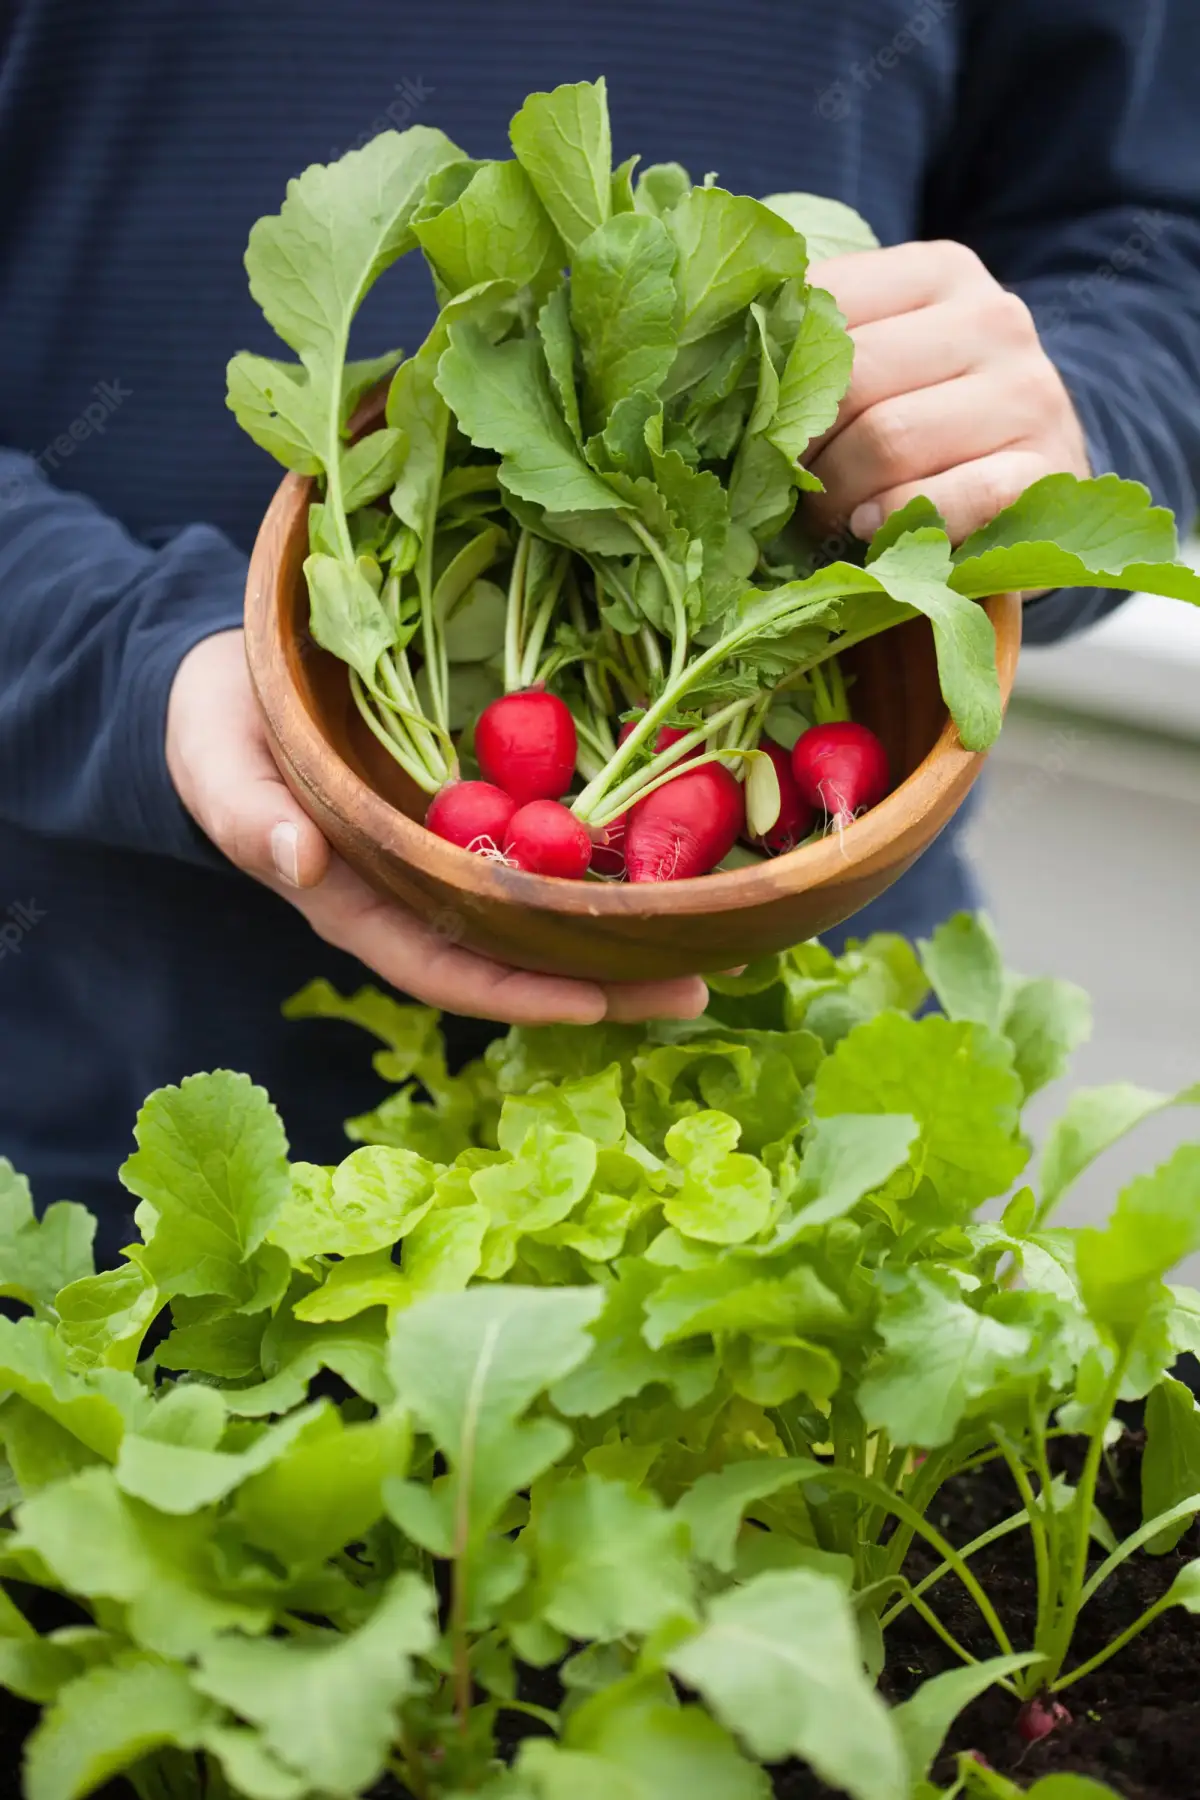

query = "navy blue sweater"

[{"left": 2, "top": 0, "right": 1199, "bottom": 1245}]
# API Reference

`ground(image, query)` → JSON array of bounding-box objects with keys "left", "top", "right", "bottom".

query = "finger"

[
  {"left": 805, "top": 368, "right": 1038, "bottom": 535},
  {"left": 602, "top": 977, "right": 709, "bottom": 1023},
  {"left": 846, "top": 448, "right": 1054, "bottom": 549},
  {"left": 810, "top": 240, "right": 990, "bottom": 330},
  {"left": 196, "top": 710, "right": 332, "bottom": 891},
  {"left": 293, "top": 855, "right": 611, "bottom": 1025},
  {"left": 807, "top": 292, "right": 1027, "bottom": 457}
]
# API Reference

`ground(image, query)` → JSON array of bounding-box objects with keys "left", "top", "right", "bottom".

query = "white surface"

[{"left": 1017, "top": 545, "right": 1200, "bottom": 742}]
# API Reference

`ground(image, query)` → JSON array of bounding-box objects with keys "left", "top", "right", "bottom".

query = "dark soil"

[
  {"left": 773, "top": 1424, "right": 1200, "bottom": 1800},
  {"left": 6, "top": 1425, "right": 1199, "bottom": 1799}
]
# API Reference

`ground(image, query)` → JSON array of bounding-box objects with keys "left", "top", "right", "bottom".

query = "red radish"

[
  {"left": 748, "top": 739, "right": 816, "bottom": 854},
  {"left": 791, "top": 721, "right": 889, "bottom": 825},
  {"left": 1016, "top": 1698, "right": 1071, "bottom": 1744},
  {"left": 425, "top": 781, "right": 517, "bottom": 854},
  {"left": 625, "top": 763, "right": 744, "bottom": 883},
  {"left": 476, "top": 690, "right": 577, "bottom": 804},
  {"left": 589, "top": 813, "right": 627, "bottom": 877},
  {"left": 503, "top": 800, "right": 592, "bottom": 878},
  {"left": 618, "top": 718, "right": 699, "bottom": 757}
]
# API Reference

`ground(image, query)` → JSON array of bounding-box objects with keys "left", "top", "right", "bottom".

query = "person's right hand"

[{"left": 166, "top": 629, "right": 709, "bottom": 1027}]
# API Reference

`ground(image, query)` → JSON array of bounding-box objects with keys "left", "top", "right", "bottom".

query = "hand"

[
  {"left": 166, "top": 630, "right": 708, "bottom": 1026},
  {"left": 805, "top": 240, "right": 1091, "bottom": 548}
]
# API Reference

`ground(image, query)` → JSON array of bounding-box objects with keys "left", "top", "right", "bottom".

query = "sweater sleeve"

[
  {"left": 0, "top": 451, "right": 246, "bottom": 860},
  {"left": 928, "top": 0, "right": 1200, "bottom": 644}
]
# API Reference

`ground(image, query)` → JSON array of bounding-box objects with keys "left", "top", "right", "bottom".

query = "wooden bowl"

[{"left": 245, "top": 471, "right": 1021, "bottom": 982}]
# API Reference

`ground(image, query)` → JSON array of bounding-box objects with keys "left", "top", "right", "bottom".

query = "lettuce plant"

[{"left": 0, "top": 918, "right": 1196, "bottom": 1800}]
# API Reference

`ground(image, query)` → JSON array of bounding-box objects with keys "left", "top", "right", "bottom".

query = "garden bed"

[{"left": 13, "top": 1435, "right": 1190, "bottom": 1800}]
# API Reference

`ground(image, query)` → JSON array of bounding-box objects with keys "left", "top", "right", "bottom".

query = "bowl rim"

[{"left": 246, "top": 466, "right": 1022, "bottom": 923}]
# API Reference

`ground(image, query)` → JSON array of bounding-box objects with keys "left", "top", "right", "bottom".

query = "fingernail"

[
  {"left": 850, "top": 501, "right": 883, "bottom": 541},
  {"left": 271, "top": 821, "right": 301, "bottom": 887}
]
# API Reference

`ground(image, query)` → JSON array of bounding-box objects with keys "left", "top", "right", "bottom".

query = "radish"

[
  {"left": 476, "top": 690, "right": 577, "bottom": 804},
  {"left": 1016, "top": 1698, "right": 1071, "bottom": 1744},
  {"left": 589, "top": 813, "right": 627, "bottom": 877},
  {"left": 748, "top": 739, "right": 816, "bottom": 854},
  {"left": 625, "top": 763, "right": 744, "bottom": 883},
  {"left": 425, "top": 781, "right": 517, "bottom": 855},
  {"left": 791, "top": 721, "right": 889, "bottom": 825},
  {"left": 503, "top": 800, "right": 592, "bottom": 878}
]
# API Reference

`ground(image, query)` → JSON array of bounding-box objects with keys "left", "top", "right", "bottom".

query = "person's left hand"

[{"left": 804, "top": 240, "right": 1091, "bottom": 549}]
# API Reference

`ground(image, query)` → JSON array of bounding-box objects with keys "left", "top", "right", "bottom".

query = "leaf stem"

[
  {"left": 504, "top": 528, "right": 532, "bottom": 694},
  {"left": 629, "top": 518, "right": 689, "bottom": 685},
  {"left": 1051, "top": 1595, "right": 1172, "bottom": 1693}
]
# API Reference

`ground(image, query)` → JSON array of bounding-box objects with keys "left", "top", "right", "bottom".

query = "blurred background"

[{"left": 967, "top": 563, "right": 1200, "bottom": 1266}]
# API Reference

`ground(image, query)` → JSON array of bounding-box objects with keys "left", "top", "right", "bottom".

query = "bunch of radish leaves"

[
  {"left": 0, "top": 914, "right": 1195, "bottom": 1800},
  {"left": 228, "top": 77, "right": 1200, "bottom": 854}
]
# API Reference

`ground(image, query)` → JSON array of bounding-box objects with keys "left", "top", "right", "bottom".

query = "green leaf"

[
  {"left": 16, "top": 1467, "right": 272, "bottom": 1654},
  {"left": 1077, "top": 1147, "right": 1200, "bottom": 1343},
  {"left": 521, "top": 1677, "right": 770, "bottom": 1800},
  {"left": 302, "top": 550, "right": 396, "bottom": 682},
  {"left": 1038, "top": 1081, "right": 1200, "bottom": 1223},
  {"left": 892, "top": 1655, "right": 1042, "bottom": 1784},
  {"left": 1141, "top": 1377, "right": 1200, "bottom": 1553},
  {"left": 866, "top": 529, "right": 1002, "bottom": 751},
  {"left": 0, "top": 1629, "right": 114, "bottom": 1705},
  {"left": 270, "top": 1145, "right": 435, "bottom": 1262},
  {"left": 121, "top": 1072, "right": 290, "bottom": 1305},
  {"left": 814, "top": 1012, "right": 1027, "bottom": 1210},
  {"left": 536, "top": 283, "right": 583, "bottom": 442},
  {"left": 509, "top": 78, "right": 612, "bottom": 255},
  {"left": 341, "top": 348, "right": 406, "bottom": 422},
  {"left": 529, "top": 1474, "right": 695, "bottom": 1639},
  {"left": 0, "top": 1318, "right": 147, "bottom": 1462},
  {"left": 550, "top": 1259, "right": 718, "bottom": 1417},
  {"left": 246, "top": 126, "right": 462, "bottom": 370},
  {"left": 766, "top": 285, "right": 853, "bottom": 465},
  {"left": 950, "top": 473, "right": 1200, "bottom": 607},
  {"left": 644, "top": 1259, "right": 847, "bottom": 1348},
  {"left": 389, "top": 1286, "right": 604, "bottom": 1541},
  {"left": 226, "top": 352, "right": 324, "bottom": 473},
  {"left": 919, "top": 913, "right": 1007, "bottom": 1033},
  {"left": 115, "top": 1402, "right": 322, "bottom": 1516},
  {"left": 292, "top": 1247, "right": 410, "bottom": 1323},
  {"left": 760, "top": 193, "right": 880, "bottom": 261},
  {"left": 224, "top": 1309, "right": 392, "bottom": 1416},
  {"left": 24, "top": 1659, "right": 214, "bottom": 1800},
  {"left": 158, "top": 1310, "right": 265, "bottom": 1381},
  {"left": 194, "top": 1573, "right": 436, "bottom": 1796},
  {"left": 437, "top": 321, "right": 626, "bottom": 514},
  {"left": 860, "top": 1267, "right": 1034, "bottom": 1448},
  {"left": 662, "top": 1113, "right": 773, "bottom": 1245},
  {"left": 444, "top": 575, "right": 508, "bottom": 663},
  {"left": 415, "top": 159, "right": 561, "bottom": 297},
  {"left": 472, "top": 1124, "right": 598, "bottom": 1232},
  {"left": 667, "top": 188, "right": 808, "bottom": 345},
  {"left": 776, "top": 1113, "right": 919, "bottom": 1236},
  {"left": 54, "top": 1265, "right": 158, "bottom": 1373},
  {"left": 676, "top": 1459, "right": 816, "bottom": 1572},
  {"left": 1003, "top": 976, "right": 1092, "bottom": 1100},
  {"left": 339, "top": 424, "right": 408, "bottom": 511},
  {"left": 635, "top": 163, "right": 692, "bottom": 219},
  {"left": 0, "top": 1176, "right": 94, "bottom": 1318},
  {"left": 236, "top": 1409, "right": 409, "bottom": 1566},
  {"left": 667, "top": 1571, "right": 905, "bottom": 1800},
  {"left": 571, "top": 212, "right": 679, "bottom": 430}
]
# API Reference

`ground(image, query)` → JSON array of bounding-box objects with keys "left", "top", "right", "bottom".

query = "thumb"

[{"left": 168, "top": 629, "right": 331, "bottom": 891}]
